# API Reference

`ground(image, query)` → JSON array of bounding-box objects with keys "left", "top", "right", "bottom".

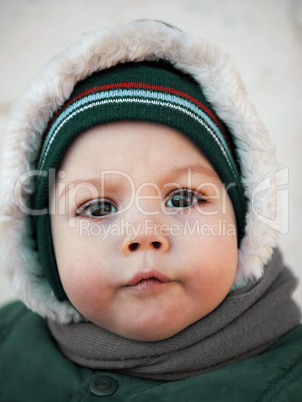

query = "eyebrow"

[
  {"left": 59, "top": 177, "right": 120, "bottom": 200},
  {"left": 59, "top": 163, "right": 219, "bottom": 200},
  {"left": 161, "top": 163, "right": 219, "bottom": 183}
]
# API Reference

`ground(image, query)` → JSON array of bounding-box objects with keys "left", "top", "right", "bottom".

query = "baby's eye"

[
  {"left": 76, "top": 199, "right": 117, "bottom": 218},
  {"left": 165, "top": 189, "right": 206, "bottom": 208}
]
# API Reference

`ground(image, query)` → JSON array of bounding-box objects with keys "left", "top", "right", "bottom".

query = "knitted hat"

[{"left": 32, "top": 60, "right": 247, "bottom": 301}]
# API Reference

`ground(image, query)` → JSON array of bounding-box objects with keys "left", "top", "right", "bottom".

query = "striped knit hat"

[{"left": 33, "top": 60, "right": 247, "bottom": 301}]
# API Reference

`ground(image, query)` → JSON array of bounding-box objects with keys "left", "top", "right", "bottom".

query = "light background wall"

[{"left": 0, "top": 0, "right": 301, "bottom": 307}]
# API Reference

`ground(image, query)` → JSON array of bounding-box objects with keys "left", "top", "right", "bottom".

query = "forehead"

[{"left": 59, "top": 121, "right": 217, "bottom": 177}]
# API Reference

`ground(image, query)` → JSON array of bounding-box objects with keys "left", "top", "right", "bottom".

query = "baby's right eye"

[{"left": 76, "top": 199, "right": 117, "bottom": 218}]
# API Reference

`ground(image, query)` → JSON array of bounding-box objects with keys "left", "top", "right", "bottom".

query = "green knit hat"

[{"left": 32, "top": 61, "right": 247, "bottom": 301}]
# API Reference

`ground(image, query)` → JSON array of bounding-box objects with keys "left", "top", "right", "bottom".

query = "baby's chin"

[
  {"left": 91, "top": 312, "right": 207, "bottom": 342},
  {"left": 109, "top": 327, "right": 185, "bottom": 342}
]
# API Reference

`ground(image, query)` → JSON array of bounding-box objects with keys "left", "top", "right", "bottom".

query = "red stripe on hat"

[{"left": 41, "top": 82, "right": 226, "bottom": 143}]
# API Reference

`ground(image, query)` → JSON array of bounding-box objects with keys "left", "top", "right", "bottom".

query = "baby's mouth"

[
  {"left": 132, "top": 278, "right": 163, "bottom": 290},
  {"left": 126, "top": 270, "right": 170, "bottom": 290}
]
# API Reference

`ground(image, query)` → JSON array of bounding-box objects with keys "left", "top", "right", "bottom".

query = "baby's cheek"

[
  {"left": 64, "top": 273, "right": 111, "bottom": 321},
  {"left": 58, "top": 257, "right": 96, "bottom": 299},
  {"left": 186, "top": 236, "right": 237, "bottom": 298}
]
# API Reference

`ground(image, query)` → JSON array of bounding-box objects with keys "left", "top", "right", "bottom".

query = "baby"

[{"left": 0, "top": 20, "right": 301, "bottom": 401}]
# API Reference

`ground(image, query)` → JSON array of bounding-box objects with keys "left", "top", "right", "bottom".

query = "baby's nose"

[{"left": 122, "top": 227, "right": 169, "bottom": 256}]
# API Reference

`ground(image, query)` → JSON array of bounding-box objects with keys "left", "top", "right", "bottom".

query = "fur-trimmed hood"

[{"left": 0, "top": 20, "right": 278, "bottom": 322}]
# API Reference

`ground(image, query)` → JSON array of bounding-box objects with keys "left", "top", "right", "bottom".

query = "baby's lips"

[{"left": 127, "top": 270, "right": 171, "bottom": 286}]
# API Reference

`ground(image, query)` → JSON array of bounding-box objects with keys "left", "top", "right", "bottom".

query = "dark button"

[{"left": 89, "top": 376, "right": 118, "bottom": 396}]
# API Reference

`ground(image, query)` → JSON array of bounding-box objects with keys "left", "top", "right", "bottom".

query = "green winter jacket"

[{"left": 1, "top": 301, "right": 302, "bottom": 402}]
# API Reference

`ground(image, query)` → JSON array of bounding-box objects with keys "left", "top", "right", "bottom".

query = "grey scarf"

[{"left": 48, "top": 248, "right": 301, "bottom": 381}]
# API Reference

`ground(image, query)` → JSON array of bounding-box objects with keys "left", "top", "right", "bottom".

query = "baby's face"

[{"left": 51, "top": 121, "right": 238, "bottom": 341}]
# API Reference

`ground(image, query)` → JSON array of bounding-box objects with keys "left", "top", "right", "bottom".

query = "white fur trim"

[{"left": 0, "top": 20, "right": 278, "bottom": 322}]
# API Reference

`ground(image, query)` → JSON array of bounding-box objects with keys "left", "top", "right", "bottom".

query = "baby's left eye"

[{"left": 165, "top": 189, "right": 206, "bottom": 208}]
